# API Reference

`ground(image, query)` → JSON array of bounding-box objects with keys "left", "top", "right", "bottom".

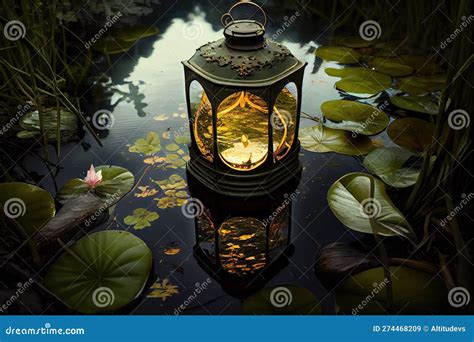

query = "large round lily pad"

[
  {"left": 300, "top": 125, "right": 376, "bottom": 155},
  {"left": 387, "top": 117, "right": 435, "bottom": 154},
  {"left": 363, "top": 147, "right": 420, "bottom": 188},
  {"left": 0, "top": 182, "right": 55, "bottom": 236},
  {"left": 243, "top": 285, "right": 321, "bottom": 315},
  {"left": 368, "top": 57, "right": 414, "bottom": 77},
  {"left": 395, "top": 75, "right": 446, "bottom": 95},
  {"left": 336, "top": 266, "right": 447, "bottom": 314},
  {"left": 327, "top": 172, "right": 413, "bottom": 238},
  {"left": 18, "top": 108, "right": 78, "bottom": 142},
  {"left": 44, "top": 230, "right": 153, "bottom": 314},
  {"left": 315, "top": 46, "right": 361, "bottom": 64},
  {"left": 335, "top": 36, "right": 375, "bottom": 48},
  {"left": 325, "top": 67, "right": 392, "bottom": 95},
  {"left": 321, "top": 100, "right": 389, "bottom": 135},
  {"left": 57, "top": 165, "right": 134, "bottom": 204},
  {"left": 390, "top": 95, "right": 438, "bottom": 115},
  {"left": 398, "top": 55, "right": 441, "bottom": 75}
]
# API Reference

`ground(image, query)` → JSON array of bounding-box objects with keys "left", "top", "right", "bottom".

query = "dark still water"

[{"left": 22, "top": 1, "right": 373, "bottom": 314}]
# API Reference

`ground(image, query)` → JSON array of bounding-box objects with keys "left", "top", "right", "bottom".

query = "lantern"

[
  {"left": 187, "top": 171, "right": 300, "bottom": 295},
  {"left": 182, "top": 1, "right": 306, "bottom": 196}
]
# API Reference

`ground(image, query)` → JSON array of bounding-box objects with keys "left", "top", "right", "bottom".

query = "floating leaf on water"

[
  {"left": 243, "top": 285, "right": 321, "bottom": 315},
  {"left": 57, "top": 166, "right": 134, "bottom": 204},
  {"left": 165, "top": 143, "right": 179, "bottom": 151},
  {"left": 163, "top": 242, "right": 181, "bottom": 255},
  {"left": 175, "top": 135, "right": 191, "bottom": 144},
  {"left": 387, "top": 117, "right": 434, "bottom": 154},
  {"left": 394, "top": 75, "right": 446, "bottom": 95},
  {"left": 390, "top": 95, "right": 439, "bottom": 115},
  {"left": 315, "top": 46, "right": 361, "bottom": 63},
  {"left": 327, "top": 172, "right": 414, "bottom": 238},
  {"left": 129, "top": 132, "right": 161, "bottom": 155},
  {"left": 153, "top": 114, "right": 168, "bottom": 121},
  {"left": 143, "top": 156, "right": 167, "bottom": 165},
  {"left": 153, "top": 174, "right": 187, "bottom": 191},
  {"left": 336, "top": 266, "right": 447, "bottom": 314},
  {"left": 148, "top": 278, "right": 179, "bottom": 301},
  {"left": 398, "top": 55, "right": 441, "bottom": 75},
  {"left": 124, "top": 208, "right": 159, "bottom": 230},
  {"left": 44, "top": 230, "right": 153, "bottom": 314},
  {"left": 363, "top": 147, "right": 420, "bottom": 188},
  {"left": 162, "top": 131, "right": 171, "bottom": 140},
  {"left": 321, "top": 100, "right": 389, "bottom": 135},
  {"left": 18, "top": 108, "right": 78, "bottom": 142},
  {"left": 0, "top": 182, "right": 55, "bottom": 237},
  {"left": 135, "top": 186, "right": 159, "bottom": 198},
  {"left": 325, "top": 67, "right": 392, "bottom": 95},
  {"left": 336, "top": 36, "right": 376, "bottom": 48},
  {"left": 300, "top": 125, "right": 376, "bottom": 155},
  {"left": 368, "top": 57, "right": 414, "bottom": 77}
]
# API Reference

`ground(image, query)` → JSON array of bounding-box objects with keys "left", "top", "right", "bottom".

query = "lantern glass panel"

[
  {"left": 218, "top": 217, "right": 266, "bottom": 275},
  {"left": 217, "top": 91, "right": 269, "bottom": 170},
  {"left": 190, "top": 80, "right": 213, "bottom": 162},
  {"left": 273, "top": 83, "right": 298, "bottom": 161}
]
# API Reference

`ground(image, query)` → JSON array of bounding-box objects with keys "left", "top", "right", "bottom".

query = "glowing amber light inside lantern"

[{"left": 193, "top": 88, "right": 297, "bottom": 171}]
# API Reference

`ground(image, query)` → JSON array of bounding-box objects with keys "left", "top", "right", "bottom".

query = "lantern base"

[{"left": 186, "top": 144, "right": 302, "bottom": 197}]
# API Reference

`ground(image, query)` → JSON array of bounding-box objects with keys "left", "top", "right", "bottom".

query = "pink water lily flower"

[{"left": 84, "top": 164, "right": 103, "bottom": 189}]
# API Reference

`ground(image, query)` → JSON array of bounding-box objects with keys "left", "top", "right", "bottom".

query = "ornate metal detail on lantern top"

[{"left": 183, "top": 1, "right": 304, "bottom": 87}]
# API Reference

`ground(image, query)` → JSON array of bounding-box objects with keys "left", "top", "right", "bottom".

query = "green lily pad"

[
  {"left": 165, "top": 143, "right": 179, "bottom": 151},
  {"left": 390, "top": 95, "right": 438, "bottom": 115},
  {"left": 325, "top": 67, "right": 392, "bottom": 95},
  {"left": 387, "top": 117, "right": 434, "bottom": 154},
  {"left": 321, "top": 100, "right": 389, "bottom": 135},
  {"left": 57, "top": 165, "right": 134, "bottom": 204},
  {"left": 368, "top": 57, "right": 414, "bottom": 77},
  {"left": 398, "top": 55, "right": 441, "bottom": 75},
  {"left": 43, "top": 230, "right": 153, "bottom": 314},
  {"left": 243, "top": 285, "right": 321, "bottom": 315},
  {"left": 124, "top": 208, "right": 159, "bottom": 230},
  {"left": 327, "top": 172, "right": 413, "bottom": 238},
  {"left": 0, "top": 182, "right": 55, "bottom": 236},
  {"left": 175, "top": 135, "right": 191, "bottom": 144},
  {"left": 129, "top": 132, "right": 161, "bottom": 155},
  {"left": 18, "top": 107, "right": 78, "bottom": 142},
  {"left": 315, "top": 46, "right": 361, "bottom": 64},
  {"left": 300, "top": 125, "right": 376, "bottom": 155},
  {"left": 395, "top": 75, "right": 446, "bottom": 95},
  {"left": 363, "top": 147, "right": 420, "bottom": 188},
  {"left": 336, "top": 36, "right": 376, "bottom": 48},
  {"left": 336, "top": 266, "right": 447, "bottom": 314}
]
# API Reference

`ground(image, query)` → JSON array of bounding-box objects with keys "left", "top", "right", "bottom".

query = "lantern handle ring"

[{"left": 221, "top": 1, "right": 267, "bottom": 28}]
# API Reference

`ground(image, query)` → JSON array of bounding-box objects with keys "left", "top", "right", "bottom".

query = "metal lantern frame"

[{"left": 182, "top": 2, "right": 306, "bottom": 196}]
